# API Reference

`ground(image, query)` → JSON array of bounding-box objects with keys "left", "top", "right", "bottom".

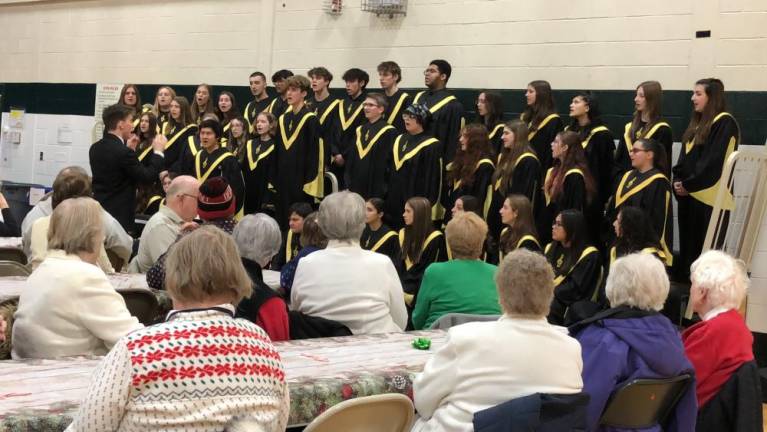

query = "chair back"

[
  {"left": 117, "top": 288, "right": 159, "bottom": 325},
  {"left": 0, "top": 248, "right": 27, "bottom": 265},
  {"left": 0, "top": 260, "right": 30, "bottom": 277},
  {"left": 600, "top": 374, "right": 692, "bottom": 429},
  {"left": 105, "top": 249, "right": 124, "bottom": 273},
  {"left": 429, "top": 313, "right": 500, "bottom": 330},
  {"left": 303, "top": 393, "right": 414, "bottom": 432}
]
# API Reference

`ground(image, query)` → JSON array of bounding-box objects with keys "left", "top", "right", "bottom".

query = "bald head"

[
  {"left": 165, "top": 175, "right": 200, "bottom": 222},
  {"left": 167, "top": 175, "right": 200, "bottom": 198}
]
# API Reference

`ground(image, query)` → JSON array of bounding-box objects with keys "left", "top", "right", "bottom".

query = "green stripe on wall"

[{"left": 1, "top": 83, "right": 765, "bottom": 145}]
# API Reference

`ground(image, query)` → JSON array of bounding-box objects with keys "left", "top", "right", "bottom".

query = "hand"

[
  {"left": 126, "top": 134, "right": 139, "bottom": 151},
  {"left": 673, "top": 181, "right": 689, "bottom": 197},
  {"left": 0, "top": 192, "right": 8, "bottom": 209},
  {"left": 333, "top": 154, "right": 345, "bottom": 166},
  {"left": 152, "top": 134, "right": 167, "bottom": 153},
  {"left": 180, "top": 221, "right": 199, "bottom": 233}
]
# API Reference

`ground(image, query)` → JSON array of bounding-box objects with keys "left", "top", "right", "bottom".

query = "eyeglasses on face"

[{"left": 630, "top": 148, "right": 648, "bottom": 154}]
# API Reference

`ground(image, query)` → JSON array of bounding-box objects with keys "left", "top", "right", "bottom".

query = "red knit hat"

[{"left": 197, "top": 177, "right": 235, "bottom": 220}]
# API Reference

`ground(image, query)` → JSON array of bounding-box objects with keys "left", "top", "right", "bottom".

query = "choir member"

[
  {"left": 377, "top": 61, "right": 411, "bottom": 133},
  {"left": 330, "top": 68, "right": 369, "bottom": 189},
  {"left": 216, "top": 91, "right": 240, "bottom": 146},
  {"left": 242, "top": 112, "right": 277, "bottom": 215},
  {"left": 119, "top": 84, "right": 147, "bottom": 129},
  {"left": 444, "top": 123, "right": 494, "bottom": 226},
  {"left": 152, "top": 86, "right": 176, "bottom": 131},
  {"left": 361, "top": 197, "right": 400, "bottom": 265},
  {"left": 499, "top": 194, "right": 541, "bottom": 258},
  {"left": 226, "top": 116, "right": 250, "bottom": 160},
  {"left": 244, "top": 72, "right": 272, "bottom": 133},
  {"left": 272, "top": 202, "right": 312, "bottom": 271},
  {"left": 308, "top": 66, "right": 340, "bottom": 188},
  {"left": 609, "top": 206, "right": 667, "bottom": 267},
  {"left": 268, "top": 69, "right": 293, "bottom": 116},
  {"left": 521, "top": 80, "right": 563, "bottom": 171},
  {"left": 414, "top": 59, "right": 465, "bottom": 162},
  {"left": 477, "top": 91, "right": 505, "bottom": 156},
  {"left": 162, "top": 96, "right": 198, "bottom": 171},
  {"left": 190, "top": 84, "right": 216, "bottom": 125}
]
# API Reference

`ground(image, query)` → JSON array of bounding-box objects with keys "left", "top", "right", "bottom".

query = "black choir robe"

[
  {"left": 613, "top": 120, "right": 673, "bottom": 180},
  {"left": 384, "top": 89, "right": 412, "bottom": 133},
  {"left": 360, "top": 224, "right": 400, "bottom": 265},
  {"left": 156, "top": 110, "right": 171, "bottom": 135},
  {"left": 567, "top": 122, "right": 614, "bottom": 209},
  {"left": 272, "top": 230, "right": 301, "bottom": 271},
  {"left": 192, "top": 146, "right": 246, "bottom": 217},
  {"left": 486, "top": 153, "right": 543, "bottom": 242},
  {"left": 346, "top": 118, "right": 397, "bottom": 200},
  {"left": 244, "top": 96, "right": 273, "bottom": 133},
  {"left": 605, "top": 168, "right": 674, "bottom": 266},
  {"left": 274, "top": 106, "right": 323, "bottom": 228},
  {"left": 162, "top": 122, "right": 198, "bottom": 171},
  {"left": 673, "top": 112, "right": 739, "bottom": 273},
  {"left": 308, "top": 95, "right": 341, "bottom": 184},
  {"left": 545, "top": 242, "right": 602, "bottom": 325},
  {"left": 267, "top": 97, "right": 290, "bottom": 117},
  {"left": 524, "top": 113, "right": 563, "bottom": 172},
  {"left": 242, "top": 138, "right": 276, "bottom": 215},
  {"left": 329, "top": 93, "right": 367, "bottom": 188},
  {"left": 413, "top": 89, "right": 465, "bottom": 162},
  {"left": 499, "top": 227, "right": 542, "bottom": 260},
  {"left": 543, "top": 167, "right": 588, "bottom": 244},
  {"left": 143, "top": 195, "right": 164, "bottom": 216},
  {"left": 173, "top": 135, "right": 202, "bottom": 175},
  {"left": 397, "top": 229, "right": 449, "bottom": 304},
  {"left": 384, "top": 132, "right": 443, "bottom": 229},
  {"left": 487, "top": 123, "right": 505, "bottom": 157},
  {"left": 443, "top": 158, "right": 494, "bottom": 225}
]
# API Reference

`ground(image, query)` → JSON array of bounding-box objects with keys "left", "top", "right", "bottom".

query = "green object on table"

[{"left": 412, "top": 337, "right": 431, "bottom": 350}]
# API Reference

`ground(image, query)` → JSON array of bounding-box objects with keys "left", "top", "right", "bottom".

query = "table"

[
  {"left": 0, "top": 274, "right": 150, "bottom": 304},
  {"left": 0, "top": 330, "right": 446, "bottom": 431},
  {"left": 0, "top": 237, "right": 22, "bottom": 250}
]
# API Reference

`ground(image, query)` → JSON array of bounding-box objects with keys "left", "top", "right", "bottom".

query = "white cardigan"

[
  {"left": 291, "top": 240, "right": 407, "bottom": 335},
  {"left": 12, "top": 251, "right": 142, "bottom": 359},
  {"left": 411, "top": 316, "right": 583, "bottom": 432}
]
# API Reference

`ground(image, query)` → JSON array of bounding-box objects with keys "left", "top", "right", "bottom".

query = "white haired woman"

[
  {"left": 291, "top": 191, "right": 407, "bottom": 335},
  {"left": 571, "top": 253, "right": 696, "bottom": 431},
  {"left": 66, "top": 226, "right": 289, "bottom": 431},
  {"left": 12, "top": 197, "right": 141, "bottom": 359},
  {"left": 412, "top": 249, "right": 583, "bottom": 432},
  {"left": 682, "top": 250, "right": 753, "bottom": 409},
  {"left": 234, "top": 214, "right": 290, "bottom": 341}
]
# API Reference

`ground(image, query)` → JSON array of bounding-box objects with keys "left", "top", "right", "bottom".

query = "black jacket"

[
  {"left": 696, "top": 360, "right": 762, "bottom": 432},
  {"left": 288, "top": 311, "right": 352, "bottom": 340},
  {"left": 90, "top": 133, "right": 163, "bottom": 233},
  {"left": 473, "top": 392, "right": 590, "bottom": 432}
]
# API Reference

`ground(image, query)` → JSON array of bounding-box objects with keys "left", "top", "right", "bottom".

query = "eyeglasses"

[
  {"left": 363, "top": 102, "right": 379, "bottom": 107},
  {"left": 181, "top": 193, "right": 199, "bottom": 200},
  {"left": 630, "top": 148, "right": 648, "bottom": 154}
]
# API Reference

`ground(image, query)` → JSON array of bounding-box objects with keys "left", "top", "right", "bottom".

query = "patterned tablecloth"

[
  {"left": 0, "top": 237, "right": 22, "bottom": 250},
  {"left": 0, "top": 274, "right": 151, "bottom": 304},
  {"left": 0, "top": 330, "right": 446, "bottom": 430}
]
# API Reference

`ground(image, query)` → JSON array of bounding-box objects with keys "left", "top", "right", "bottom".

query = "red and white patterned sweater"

[{"left": 66, "top": 305, "right": 290, "bottom": 432}]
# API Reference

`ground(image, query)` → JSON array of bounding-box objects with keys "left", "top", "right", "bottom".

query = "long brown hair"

[
  {"left": 137, "top": 112, "right": 158, "bottom": 153},
  {"left": 630, "top": 81, "right": 663, "bottom": 140},
  {"left": 190, "top": 84, "right": 216, "bottom": 119},
  {"left": 491, "top": 120, "right": 534, "bottom": 196},
  {"left": 682, "top": 78, "right": 727, "bottom": 146},
  {"left": 544, "top": 131, "right": 596, "bottom": 204},
  {"left": 477, "top": 91, "right": 504, "bottom": 129},
  {"left": 402, "top": 197, "right": 434, "bottom": 264},
  {"left": 449, "top": 124, "right": 492, "bottom": 188},
  {"left": 168, "top": 96, "right": 194, "bottom": 129},
  {"left": 500, "top": 194, "right": 538, "bottom": 254},
  {"left": 521, "top": 80, "right": 556, "bottom": 131},
  {"left": 119, "top": 84, "right": 142, "bottom": 112},
  {"left": 217, "top": 91, "right": 240, "bottom": 123}
]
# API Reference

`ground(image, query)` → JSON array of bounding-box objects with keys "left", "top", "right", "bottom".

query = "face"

[
  {"left": 403, "top": 114, "right": 420, "bottom": 134},
  {"left": 634, "top": 86, "right": 646, "bottom": 112},
  {"left": 630, "top": 143, "right": 653, "bottom": 170},
  {"left": 218, "top": 94, "right": 232, "bottom": 113},
  {"left": 139, "top": 115, "right": 150, "bottom": 134},
  {"left": 115, "top": 114, "right": 134, "bottom": 140},
  {"left": 363, "top": 97, "right": 384, "bottom": 121},
  {"left": 161, "top": 175, "right": 172, "bottom": 193},
  {"left": 157, "top": 88, "right": 172, "bottom": 108},
  {"left": 379, "top": 71, "right": 398, "bottom": 90},
  {"left": 274, "top": 79, "right": 287, "bottom": 94},
  {"left": 477, "top": 92, "right": 488, "bottom": 116},
  {"left": 423, "top": 64, "right": 443, "bottom": 88},
  {"left": 365, "top": 202, "right": 381, "bottom": 224},
  {"left": 123, "top": 87, "right": 137, "bottom": 106},
  {"left": 613, "top": 212, "right": 622, "bottom": 237},
  {"left": 249, "top": 76, "right": 266, "bottom": 96},
  {"left": 170, "top": 100, "right": 181, "bottom": 121},
  {"left": 501, "top": 127, "right": 515, "bottom": 149},
  {"left": 525, "top": 85, "right": 537, "bottom": 106},
  {"left": 230, "top": 119, "right": 244, "bottom": 138},
  {"left": 345, "top": 79, "right": 363, "bottom": 97},
  {"left": 288, "top": 213, "right": 305, "bottom": 233},
  {"left": 255, "top": 114, "right": 271, "bottom": 136},
  {"left": 551, "top": 134, "right": 567, "bottom": 160},
  {"left": 499, "top": 198, "right": 517, "bottom": 226},
  {"left": 310, "top": 75, "right": 329, "bottom": 93},
  {"left": 689, "top": 277, "right": 707, "bottom": 314},
  {"left": 199, "top": 128, "right": 218, "bottom": 151},
  {"left": 285, "top": 86, "right": 306, "bottom": 106},
  {"left": 551, "top": 214, "right": 566, "bottom": 243},
  {"left": 692, "top": 84, "right": 708, "bottom": 113},
  {"left": 569, "top": 96, "right": 588, "bottom": 118},
  {"left": 459, "top": 132, "right": 469, "bottom": 151},
  {"left": 403, "top": 203, "right": 414, "bottom": 225},
  {"left": 179, "top": 189, "right": 199, "bottom": 222},
  {"left": 192, "top": 88, "right": 207, "bottom": 109},
  {"left": 451, "top": 198, "right": 464, "bottom": 217}
]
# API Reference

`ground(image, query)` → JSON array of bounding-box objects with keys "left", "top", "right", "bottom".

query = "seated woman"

[
  {"left": 234, "top": 214, "right": 290, "bottom": 342},
  {"left": 360, "top": 197, "right": 400, "bottom": 265},
  {"left": 545, "top": 209, "right": 602, "bottom": 325},
  {"left": 412, "top": 249, "right": 583, "bottom": 432},
  {"left": 279, "top": 212, "right": 326, "bottom": 297},
  {"left": 291, "top": 191, "right": 407, "bottom": 335},
  {"left": 683, "top": 250, "right": 753, "bottom": 409},
  {"left": 398, "top": 197, "right": 449, "bottom": 308},
  {"left": 271, "top": 202, "right": 312, "bottom": 270},
  {"left": 499, "top": 194, "right": 541, "bottom": 258},
  {"left": 450, "top": 194, "right": 480, "bottom": 218},
  {"left": 12, "top": 197, "right": 142, "bottom": 359},
  {"left": 571, "top": 253, "right": 696, "bottom": 432},
  {"left": 66, "top": 226, "right": 289, "bottom": 431},
  {"left": 609, "top": 206, "right": 667, "bottom": 267},
  {"left": 412, "top": 212, "right": 500, "bottom": 330}
]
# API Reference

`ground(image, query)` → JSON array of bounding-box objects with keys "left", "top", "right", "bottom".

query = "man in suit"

[{"left": 90, "top": 104, "right": 165, "bottom": 235}]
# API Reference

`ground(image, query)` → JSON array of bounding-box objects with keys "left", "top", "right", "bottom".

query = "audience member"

[
  {"left": 12, "top": 197, "right": 142, "bottom": 359},
  {"left": 0, "top": 192, "right": 20, "bottom": 237},
  {"left": 570, "top": 253, "right": 696, "bottom": 431},
  {"left": 412, "top": 249, "right": 583, "bottom": 431},
  {"left": 280, "top": 212, "right": 326, "bottom": 297},
  {"left": 128, "top": 175, "right": 199, "bottom": 273},
  {"left": 66, "top": 226, "right": 289, "bottom": 431},
  {"left": 234, "top": 214, "right": 290, "bottom": 342},
  {"left": 291, "top": 191, "right": 407, "bottom": 334},
  {"left": 412, "top": 212, "right": 500, "bottom": 330}
]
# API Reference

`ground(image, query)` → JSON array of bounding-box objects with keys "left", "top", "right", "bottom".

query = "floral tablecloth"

[{"left": 0, "top": 330, "right": 446, "bottom": 430}]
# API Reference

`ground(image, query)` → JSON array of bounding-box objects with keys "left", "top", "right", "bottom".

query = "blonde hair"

[
  {"left": 445, "top": 212, "right": 487, "bottom": 259},
  {"left": 495, "top": 249, "right": 555, "bottom": 317},
  {"left": 47, "top": 197, "right": 103, "bottom": 255},
  {"left": 165, "top": 226, "right": 253, "bottom": 305}
]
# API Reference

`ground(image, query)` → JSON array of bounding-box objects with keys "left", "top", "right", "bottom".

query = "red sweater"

[
  {"left": 257, "top": 297, "right": 290, "bottom": 342},
  {"left": 682, "top": 309, "right": 753, "bottom": 407}
]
